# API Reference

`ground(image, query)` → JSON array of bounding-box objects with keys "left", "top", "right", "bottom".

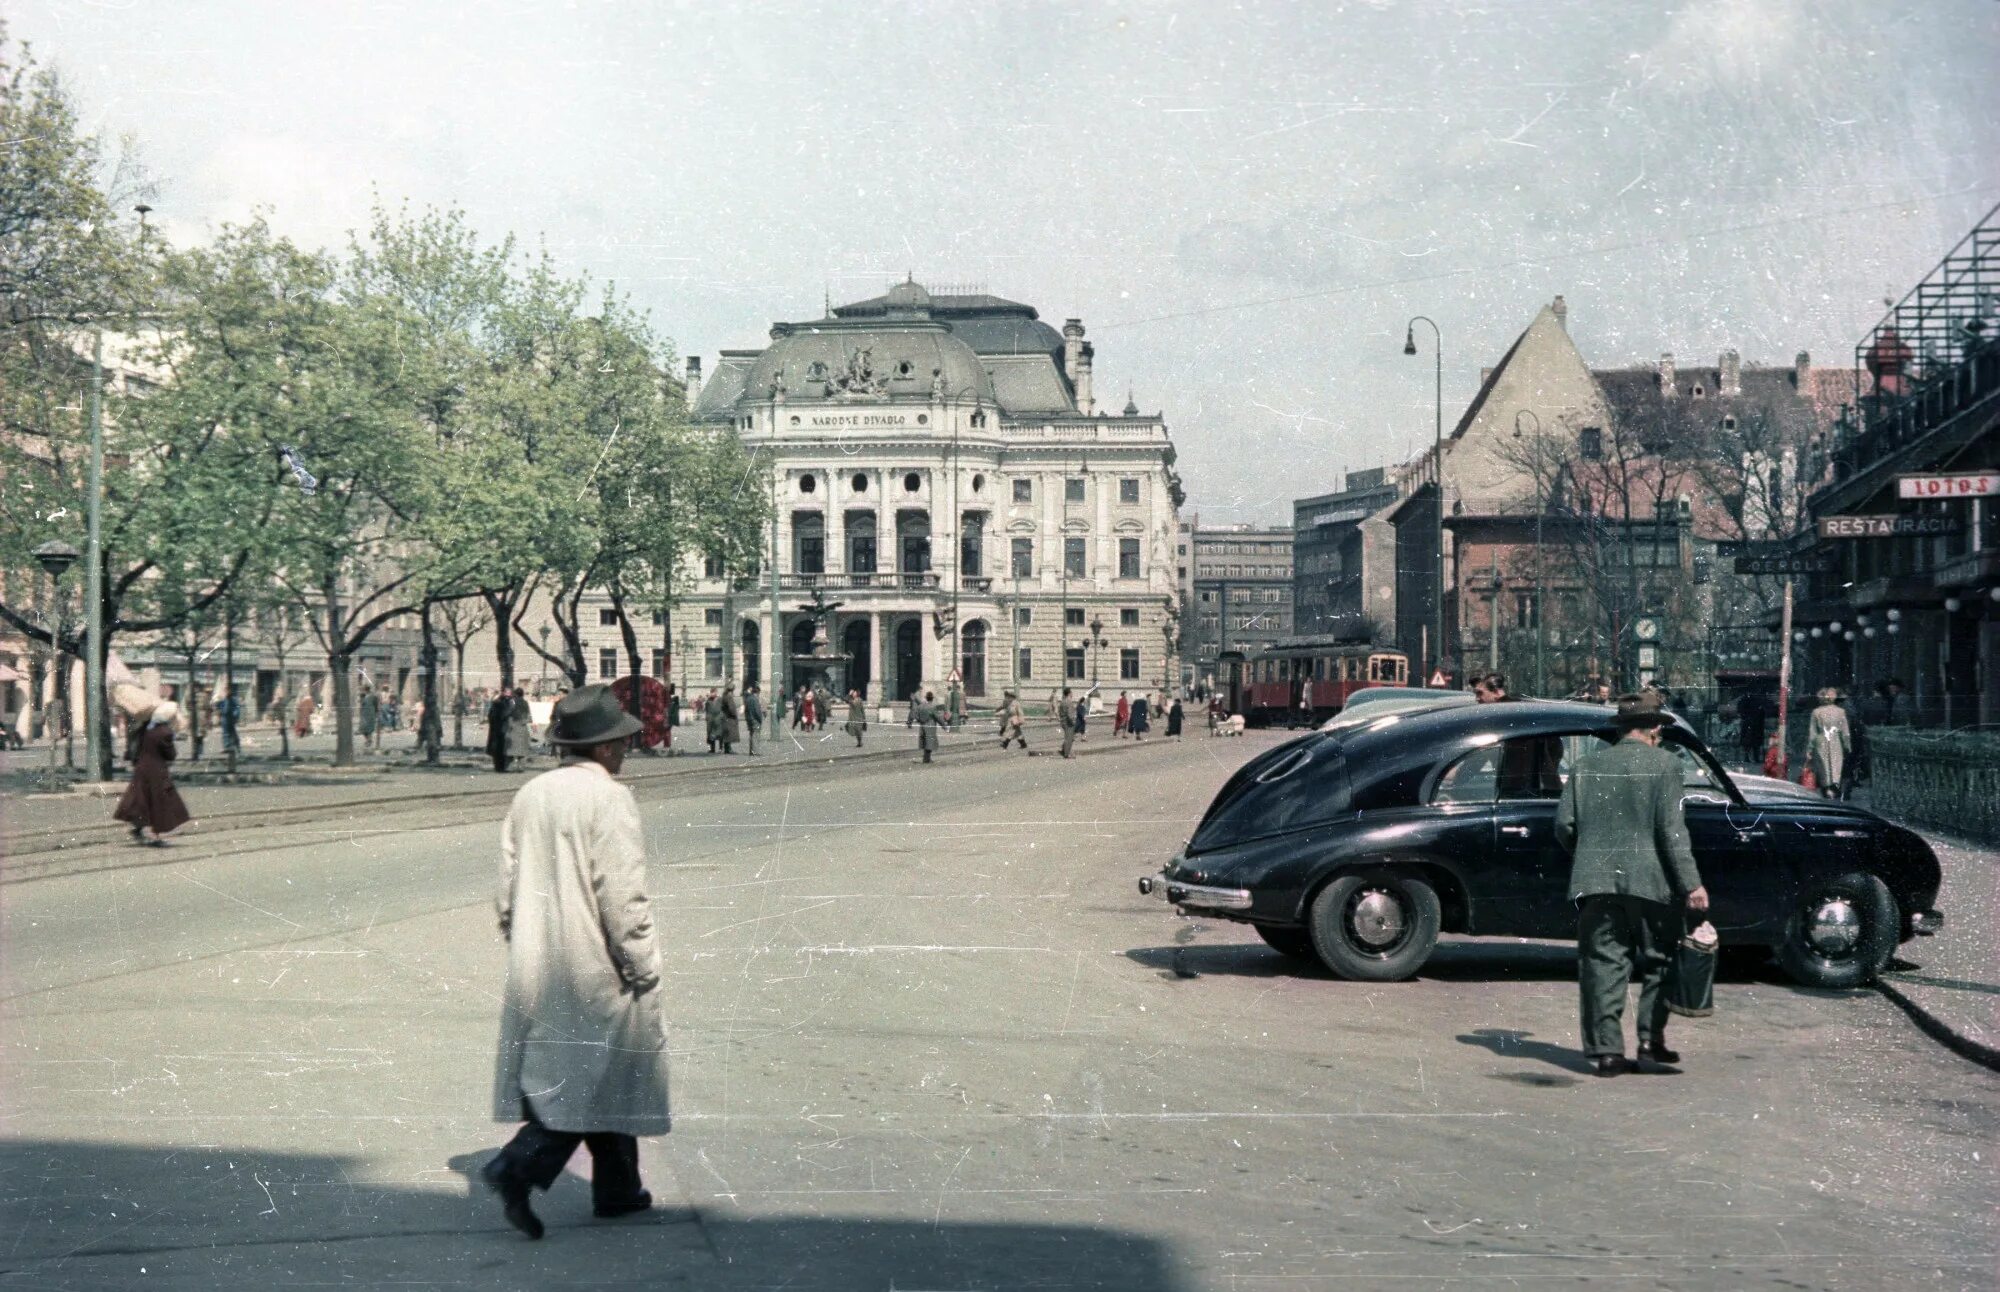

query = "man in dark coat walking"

[
  {"left": 1555, "top": 691, "right": 1709, "bottom": 1077},
  {"left": 486, "top": 690, "right": 513, "bottom": 773},
  {"left": 914, "top": 691, "right": 943, "bottom": 763},
  {"left": 742, "top": 685, "right": 763, "bottom": 755},
  {"left": 1057, "top": 686, "right": 1078, "bottom": 759}
]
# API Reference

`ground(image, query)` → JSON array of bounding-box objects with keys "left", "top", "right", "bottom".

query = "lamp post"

[
  {"left": 1405, "top": 316, "right": 1444, "bottom": 684},
  {"left": 33, "top": 540, "right": 79, "bottom": 788},
  {"left": 537, "top": 624, "right": 550, "bottom": 691},
  {"left": 678, "top": 629, "right": 694, "bottom": 695},
  {"left": 1089, "top": 614, "right": 1105, "bottom": 687}
]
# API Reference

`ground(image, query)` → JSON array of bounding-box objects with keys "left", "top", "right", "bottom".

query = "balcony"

[
  {"left": 962, "top": 576, "right": 993, "bottom": 593},
  {"left": 1821, "top": 202, "right": 2000, "bottom": 504},
  {"left": 777, "top": 572, "right": 941, "bottom": 593}
]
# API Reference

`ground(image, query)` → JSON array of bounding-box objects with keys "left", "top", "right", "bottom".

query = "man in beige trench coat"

[{"left": 481, "top": 685, "right": 670, "bottom": 1239}]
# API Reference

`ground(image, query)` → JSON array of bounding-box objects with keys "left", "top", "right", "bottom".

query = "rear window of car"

[{"left": 1190, "top": 739, "right": 1350, "bottom": 852}]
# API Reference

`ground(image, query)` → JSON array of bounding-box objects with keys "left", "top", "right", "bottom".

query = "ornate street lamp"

[
  {"left": 537, "top": 623, "right": 551, "bottom": 690},
  {"left": 1089, "top": 614, "right": 1106, "bottom": 686}
]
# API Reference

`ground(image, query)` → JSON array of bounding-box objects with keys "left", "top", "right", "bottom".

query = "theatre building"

[{"left": 681, "top": 281, "right": 1184, "bottom": 703}]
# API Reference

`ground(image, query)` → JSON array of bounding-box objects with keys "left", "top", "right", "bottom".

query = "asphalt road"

[{"left": 1, "top": 733, "right": 1992, "bottom": 1290}]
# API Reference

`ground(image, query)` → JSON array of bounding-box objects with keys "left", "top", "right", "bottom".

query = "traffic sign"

[
  {"left": 1897, "top": 472, "right": 1998, "bottom": 500},
  {"left": 1817, "top": 514, "right": 1963, "bottom": 538},
  {"left": 1428, "top": 669, "right": 1449, "bottom": 688}
]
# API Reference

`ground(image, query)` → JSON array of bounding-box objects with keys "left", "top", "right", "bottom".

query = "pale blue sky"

[{"left": 15, "top": 0, "right": 1999, "bottom": 521}]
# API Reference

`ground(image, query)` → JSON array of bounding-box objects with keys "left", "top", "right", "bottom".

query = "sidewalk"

[
  {"left": 0, "top": 719, "right": 1193, "bottom": 870},
  {"left": 1876, "top": 830, "right": 2000, "bottom": 1068}
]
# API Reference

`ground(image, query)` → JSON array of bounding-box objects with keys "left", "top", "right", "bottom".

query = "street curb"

[
  {"left": 0, "top": 728, "right": 1183, "bottom": 876},
  {"left": 1873, "top": 977, "right": 2000, "bottom": 1073}
]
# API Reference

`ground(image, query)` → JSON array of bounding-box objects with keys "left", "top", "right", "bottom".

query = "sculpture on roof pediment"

[{"left": 830, "top": 346, "right": 888, "bottom": 401}]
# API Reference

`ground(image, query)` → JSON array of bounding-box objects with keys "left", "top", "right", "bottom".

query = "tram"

[{"left": 1217, "top": 636, "right": 1411, "bottom": 727}]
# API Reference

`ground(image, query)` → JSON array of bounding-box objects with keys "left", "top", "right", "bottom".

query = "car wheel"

[
  {"left": 1774, "top": 871, "right": 1898, "bottom": 989},
  {"left": 1255, "top": 925, "right": 1317, "bottom": 960},
  {"left": 1307, "top": 869, "right": 1441, "bottom": 982}
]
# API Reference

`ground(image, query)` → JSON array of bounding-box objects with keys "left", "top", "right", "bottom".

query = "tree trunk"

[
  {"left": 611, "top": 591, "right": 644, "bottom": 722},
  {"left": 323, "top": 574, "right": 355, "bottom": 766},
  {"left": 419, "top": 600, "right": 443, "bottom": 765},
  {"left": 482, "top": 585, "right": 523, "bottom": 692},
  {"left": 224, "top": 609, "right": 238, "bottom": 775},
  {"left": 452, "top": 646, "right": 466, "bottom": 749}
]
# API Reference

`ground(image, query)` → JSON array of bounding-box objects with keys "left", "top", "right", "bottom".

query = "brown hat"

[
  {"left": 547, "top": 684, "right": 642, "bottom": 746},
  {"left": 1612, "top": 690, "right": 1670, "bottom": 728}
]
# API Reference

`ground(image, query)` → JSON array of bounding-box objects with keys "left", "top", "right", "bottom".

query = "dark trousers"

[
  {"left": 491, "top": 751, "right": 510, "bottom": 773},
  {"left": 1576, "top": 894, "right": 1676, "bottom": 1058},
  {"left": 1061, "top": 728, "right": 1076, "bottom": 758},
  {"left": 492, "top": 1104, "right": 643, "bottom": 1202}
]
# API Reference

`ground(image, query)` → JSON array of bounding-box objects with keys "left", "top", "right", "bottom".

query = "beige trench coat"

[{"left": 492, "top": 761, "right": 670, "bottom": 1134}]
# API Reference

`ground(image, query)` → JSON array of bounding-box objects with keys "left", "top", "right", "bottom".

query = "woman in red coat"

[{"left": 114, "top": 701, "right": 192, "bottom": 846}]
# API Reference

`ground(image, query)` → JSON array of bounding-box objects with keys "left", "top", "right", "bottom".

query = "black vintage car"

[{"left": 1139, "top": 700, "right": 1943, "bottom": 988}]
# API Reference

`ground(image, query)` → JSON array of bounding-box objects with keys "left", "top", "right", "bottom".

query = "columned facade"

[{"left": 659, "top": 282, "right": 1183, "bottom": 709}]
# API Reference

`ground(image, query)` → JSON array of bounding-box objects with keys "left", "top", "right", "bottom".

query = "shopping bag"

[
  {"left": 1666, "top": 920, "right": 1718, "bottom": 1018},
  {"left": 1798, "top": 767, "right": 1818, "bottom": 791}
]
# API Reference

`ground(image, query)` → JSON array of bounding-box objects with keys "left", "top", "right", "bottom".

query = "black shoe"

[
  {"left": 479, "top": 1160, "right": 544, "bottom": 1240},
  {"left": 594, "top": 1190, "right": 653, "bottom": 1219},
  {"left": 1642, "top": 1044, "right": 1681, "bottom": 1064},
  {"left": 1592, "top": 1056, "right": 1629, "bottom": 1078}
]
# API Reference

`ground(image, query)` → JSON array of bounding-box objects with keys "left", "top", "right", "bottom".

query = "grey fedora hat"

[{"left": 548, "top": 684, "right": 643, "bottom": 746}]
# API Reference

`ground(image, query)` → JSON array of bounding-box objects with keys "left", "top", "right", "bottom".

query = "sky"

[{"left": 14, "top": 0, "right": 1999, "bottom": 524}]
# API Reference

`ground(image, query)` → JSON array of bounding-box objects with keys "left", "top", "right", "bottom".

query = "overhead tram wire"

[{"left": 1091, "top": 187, "right": 2000, "bottom": 333}]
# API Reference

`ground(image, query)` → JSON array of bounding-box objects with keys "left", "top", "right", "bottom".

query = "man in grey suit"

[{"left": 1555, "top": 691, "right": 1710, "bottom": 1077}]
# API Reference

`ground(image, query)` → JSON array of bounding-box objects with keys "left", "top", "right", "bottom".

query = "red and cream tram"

[{"left": 1217, "top": 637, "right": 1410, "bottom": 727}]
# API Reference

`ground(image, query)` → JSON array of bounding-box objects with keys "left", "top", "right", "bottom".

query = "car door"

[
  {"left": 1423, "top": 741, "right": 1511, "bottom": 930},
  {"left": 1661, "top": 735, "right": 1786, "bottom": 939},
  {"left": 1489, "top": 733, "right": 1587, "bottom": 939}
]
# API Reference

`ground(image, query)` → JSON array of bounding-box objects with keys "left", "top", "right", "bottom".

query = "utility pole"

[
  {"left": 766, "top": 448, "right": 782, "bottom": 741},
  {"left": 85, "top": 331, "right": 106, "bottom": 780},
  {"left": 1774, "top": 577, "right": 1795, "bottom": 775}
]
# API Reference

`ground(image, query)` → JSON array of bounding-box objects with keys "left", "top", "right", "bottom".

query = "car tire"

[
  {"left": 1255, "top": 925, "right": 1317, "bottom": 960},
  {"left": 1774, "top": 871, "right": 1898, "bottom": 989},
  {"left": 1307, "top": 869, "right": 1442, "bottom": 982}
]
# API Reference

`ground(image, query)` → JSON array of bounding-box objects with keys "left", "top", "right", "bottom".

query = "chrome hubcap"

[
  {"left": 1349, "top": 888, "right": 1407, "bottom": 950},
  {"left": 1806, "top": 898, "right": 1862, "bottom": 956}
]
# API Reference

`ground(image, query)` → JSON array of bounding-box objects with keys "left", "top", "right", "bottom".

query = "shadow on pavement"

[
  {"left": 0, "top": 1139, "right": 1195, "bottom": 1290},
  {"left": 1454, "top": 1026, "right": 1594, "bottom": 1076},
  {"left": 1124, "top": 942, "right": 1333, "bottom": 980}
]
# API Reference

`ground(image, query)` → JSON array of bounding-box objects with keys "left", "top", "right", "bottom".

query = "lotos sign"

[{"left": 1896, "top": 472, "right": 1998, "bottom": 500}]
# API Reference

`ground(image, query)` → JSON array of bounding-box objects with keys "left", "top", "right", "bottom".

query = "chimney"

[
  {"left": 1720, "top": 348, "right": 1741, "bottom": 398},
  {"left": 685, "top": 356, "right": 703, "bottom": 410},
  {"left": 1794, "top": 350, "right": 1811, "bottom": 391},
  {"left": 1659, "top": 352, "right": 1676, "bottom": 395},
  {"left": 1551, "top": 295, "right": 1568, "bottom": 332},
  {"left": 1075, "top": 341, "right": 1096, "bottom": 416},
  {"left": 1063, "top": 318, "right": 1085, "bottom": 387}
]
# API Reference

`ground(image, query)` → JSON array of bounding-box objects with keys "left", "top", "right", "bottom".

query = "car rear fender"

[{"left": 1294, "top": 850, "right": 1476, "bottom": 935}]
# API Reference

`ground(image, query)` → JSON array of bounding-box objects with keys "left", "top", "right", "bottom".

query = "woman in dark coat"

[
  {"left": 1166, "top": 697, "right": 1185, "bottom": 739},
  {"left": 485, "top": 691, "right": 512, "bottom": 772},
  {"left": 114, "top": 701, "right": 191, "bottom": 846}
]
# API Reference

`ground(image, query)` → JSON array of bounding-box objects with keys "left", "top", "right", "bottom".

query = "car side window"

[
  {"left": 1432, "top": 745, "right": 1500, "bottom": 804},
  {"left": 1495, "top": 736, "right": 1565, "bottom": 800}
]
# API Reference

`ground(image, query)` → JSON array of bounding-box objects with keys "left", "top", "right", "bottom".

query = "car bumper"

[
  {"left": 1909, "top": 909, "right": 1944, "bottom": 937},
  {"left": 1138, "top": 869, "right": 1252, "bottom": 912}
]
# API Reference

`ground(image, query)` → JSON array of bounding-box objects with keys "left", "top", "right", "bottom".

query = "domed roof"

[
  {"left": 741, "top": 318, "right": 995, "bottom": 405},
  {"left": 882, "top": 279, "right": 932, "bottom": 310}
]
